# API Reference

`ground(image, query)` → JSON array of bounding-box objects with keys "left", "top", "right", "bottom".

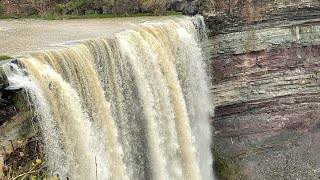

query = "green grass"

[
  {"left": 41, "top": 13, "right": 157, "bottom": 20},
  {"left": 42, "top": 11, "right": 182, "bottom": 20},
  {"left": 0, "top": 14, "right": 16, "bottom": 19},
  {"left": 0, "top": 55, "right": 12, "bottom": 60},
  {"left": 0, "top": 11, "right": 182, "bottom": 20}
]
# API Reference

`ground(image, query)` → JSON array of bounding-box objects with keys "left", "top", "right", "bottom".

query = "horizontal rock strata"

[
  {"left": 211, "top": 46, "right": 320, "bottom": 107},
  {"left": 204, "top": 1, "right": 320, "bottom": 179}
]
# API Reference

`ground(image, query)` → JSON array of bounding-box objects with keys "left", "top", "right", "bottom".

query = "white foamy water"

[{"left": 3, "top": 15, "right": 214, "bottom": 180}]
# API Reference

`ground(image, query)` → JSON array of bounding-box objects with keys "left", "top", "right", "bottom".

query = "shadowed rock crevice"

[{"left": 0, "top": 67, "right": 13, "bottom": 127}]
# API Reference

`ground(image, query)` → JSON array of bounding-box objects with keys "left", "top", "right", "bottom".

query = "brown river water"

[
  {"left": 0, "top": 15, "right": 214, "bottom": 180},
  {"left": 0, "top": 16, "right": 171, "bottom": 55}
]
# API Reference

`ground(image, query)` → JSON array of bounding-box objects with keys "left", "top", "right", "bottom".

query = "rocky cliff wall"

[{"left": 203, "top": 0, "right": 320, "bottom": 179}]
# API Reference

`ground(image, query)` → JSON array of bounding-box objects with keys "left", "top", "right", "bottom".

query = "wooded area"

[{"left": 0, "top": 0, "right": 174, "bottom": 16}]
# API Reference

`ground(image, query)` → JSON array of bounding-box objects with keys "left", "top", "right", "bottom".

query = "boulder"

[
  {"left": 22, "top": 4, "right": 37, "bottom": 16},
  {"left": 183, "top": 4, "right": 198, "bottom": 15},
  {"left": 170, "top": 1, "right": 199, "bottom": 15},
  {"left": 85, "top": 10, "right": 95, "bottom": 15},
  {"left": 102, "top": 6, "right": 112, "bottom": 14},
  {"left": 170, "top": 0, "right": 185, "bottom": 12}
]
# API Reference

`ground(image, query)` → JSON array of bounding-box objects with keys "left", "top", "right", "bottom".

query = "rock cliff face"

[
  {"left": 0, "top": 60, "right": 41, "bottom": 178},
  {"left": 203, "top": 0, "right": 320, "bottom": 179}
]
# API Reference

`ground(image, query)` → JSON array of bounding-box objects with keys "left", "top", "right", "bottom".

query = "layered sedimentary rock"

[{"left": 203, "top": 0, "right": 320, "bottom": 179}]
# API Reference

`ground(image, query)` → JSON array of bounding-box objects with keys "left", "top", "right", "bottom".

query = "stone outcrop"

[
  {"left": 203, "top": 0, "right": 320, "bottom": 179},
  {"left": 0, "top": 60, "right": 40, "bottom": 179}
]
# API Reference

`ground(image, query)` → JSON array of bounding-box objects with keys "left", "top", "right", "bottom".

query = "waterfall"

[{"left": 2, "top": 15, "right": 214, "bottom": 180}]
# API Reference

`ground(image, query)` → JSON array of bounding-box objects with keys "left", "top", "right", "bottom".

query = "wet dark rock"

[
  {"left": 0, "top": 105, "right": 15, "bottom": 126},
  {"left": 0, "top": 68, "right": 8, "bottom": 92},
  {"left": 0, "top": 67, "right": 10, "bottom": 125},
  {"left": 0, "top": 60, "right": 27, "bottom": 127},
  {"left": 0, "top": 88, "right": 25, "bottom": 126}
]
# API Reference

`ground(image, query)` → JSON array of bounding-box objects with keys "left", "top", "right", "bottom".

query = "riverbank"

[
  {"left": 0, "top": 11, "right": 182, "bottom": 20},
  {"left": 0, "top": 0, "right": 199, "bottom": 19}
]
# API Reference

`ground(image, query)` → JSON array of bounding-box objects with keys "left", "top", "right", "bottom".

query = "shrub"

[{"left": 0, "top": 3, "right": 5, "bottom": 15}]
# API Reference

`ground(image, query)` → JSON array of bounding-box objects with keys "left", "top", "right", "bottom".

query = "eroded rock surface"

[
  {"left": 203, "top": 0, "right": 320, "bottom": 179},
  {"left": 211, "top": 48, "right": 320, "bottom": 179}
]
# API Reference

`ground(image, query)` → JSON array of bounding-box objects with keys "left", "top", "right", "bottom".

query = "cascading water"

[{"left": 2, "top": 15, "right": 214, "bottom": 180}]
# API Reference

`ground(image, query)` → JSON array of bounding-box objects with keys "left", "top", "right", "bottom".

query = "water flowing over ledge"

[{"left": 2, "top": 16, "right": 213, "bottom": 180}]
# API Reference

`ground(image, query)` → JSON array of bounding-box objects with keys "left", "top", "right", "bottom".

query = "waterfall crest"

[{"left": 3, "top": 16, "right": 213, "bottom": 180}]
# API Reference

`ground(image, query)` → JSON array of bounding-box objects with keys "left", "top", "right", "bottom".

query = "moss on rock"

[
  {"left": 213, "top": 150, "right": 241, "bottom": 180},
  {"left": 12, "top": 96, "right": 26, "bottom": 111}
]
